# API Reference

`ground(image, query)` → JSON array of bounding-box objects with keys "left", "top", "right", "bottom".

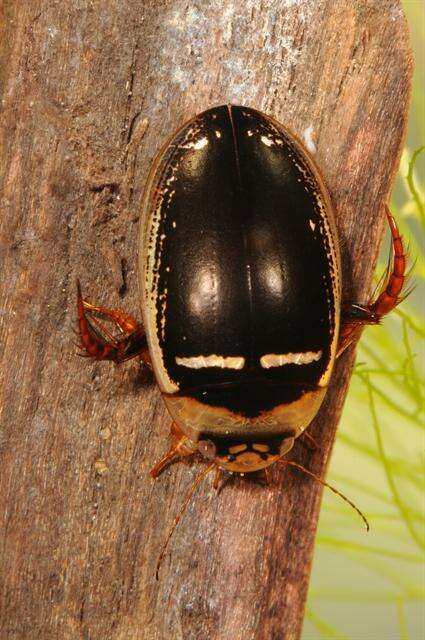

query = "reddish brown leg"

[
  {"left": 150, "top": 422, "right": 197, "bottom": 478},
  {"left": 338, "top": 207, "right": 407, "bottom": 355},
  {"left": 82, "top": 299, "right": 138, "bottom": 335},
  {"left": 77, "top": 280, "right": 151, "bottom": 365}
]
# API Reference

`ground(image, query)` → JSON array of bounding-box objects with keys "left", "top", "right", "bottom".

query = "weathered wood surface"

[{"left": 0, "top": 1, "right": 412, "bottom": 639}]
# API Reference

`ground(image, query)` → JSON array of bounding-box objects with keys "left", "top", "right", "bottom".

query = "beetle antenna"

[
  {"left": 278, "top": 459, "right": 369, "bottom": 531},
  {"left": 155, "top": 462, "right": 215, "bottom": 580}
]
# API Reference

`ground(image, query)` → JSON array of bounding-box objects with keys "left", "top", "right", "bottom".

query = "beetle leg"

[
  {"left": 80, "top": 313, "right": 121, "bottom": 347},
  {"left": 338, "top": 207, "right": 407, "bottom": 356},
  {"left": 77, "top": 280, "right": 150, "bottom": 365},
  {"left": 150, "top": 422, "right": 197, "bottom": 478},
  {"left": 81, "top": 299, "right": 138, "bottom": 336}
]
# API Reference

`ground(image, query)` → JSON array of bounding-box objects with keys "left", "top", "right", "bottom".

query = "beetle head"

[{"left": 197, "top": 434, "right": 294, "bottom": 473}]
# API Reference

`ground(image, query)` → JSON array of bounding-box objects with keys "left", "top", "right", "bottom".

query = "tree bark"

[{"left": 0, "top": 1, "right": 412, "bottom": 639}]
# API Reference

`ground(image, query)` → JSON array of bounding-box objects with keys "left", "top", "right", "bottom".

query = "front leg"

[
  {"left": 338, "top": 207, "right": 407, "bottom": 356},
  {"left": 150, "top": 421, "right": 197, "bottom": 478},
  {"left": 76, "top": 280, "right": 151, "bottom": 366}
]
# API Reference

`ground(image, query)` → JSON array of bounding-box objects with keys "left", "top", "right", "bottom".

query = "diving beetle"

[{"left": 77, "top": 105, "right": 406, "bottom": 572}]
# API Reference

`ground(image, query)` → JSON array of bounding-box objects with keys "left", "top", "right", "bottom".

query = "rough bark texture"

[{"left": 0, "top": 1, "right": 412, "bottom": 639}]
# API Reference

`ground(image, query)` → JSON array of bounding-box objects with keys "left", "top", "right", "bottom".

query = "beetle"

[{"left": 77, "top": 104, "right": 406, "bottom": 572}]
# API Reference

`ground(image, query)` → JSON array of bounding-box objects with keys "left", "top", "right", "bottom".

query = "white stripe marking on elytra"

[
  {"left": 260, "top": 135, "right": 273, "bottom": 147},
  {"left": 175, "top": 355, "right": 245, "bottom": 369},
  {"left": 181, "top": 136, "right": 209, "bottom": 150},
  {"left": 260, "top": 351, "right": 322, "bottom": 368}
]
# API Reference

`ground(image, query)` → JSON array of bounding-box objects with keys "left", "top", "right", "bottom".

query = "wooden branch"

[{"left": 0, "top": 1, "right": 412, "bottom": 639}]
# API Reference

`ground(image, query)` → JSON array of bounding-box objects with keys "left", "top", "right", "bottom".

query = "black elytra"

[{"left": 140, "top": 105, "right": 340, "bottom": 421}]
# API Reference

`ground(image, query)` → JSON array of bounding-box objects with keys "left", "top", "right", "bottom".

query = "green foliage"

[
  {"left": 303, "top": 124, "right": 424, "bottom": 638},
  {"left": 303, "top": 5, "right": 425, "bottom": 636}
]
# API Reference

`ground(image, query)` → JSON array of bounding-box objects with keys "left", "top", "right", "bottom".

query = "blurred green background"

[{"left": 303, "top": 2, "right": 424, "bottom": 639}]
